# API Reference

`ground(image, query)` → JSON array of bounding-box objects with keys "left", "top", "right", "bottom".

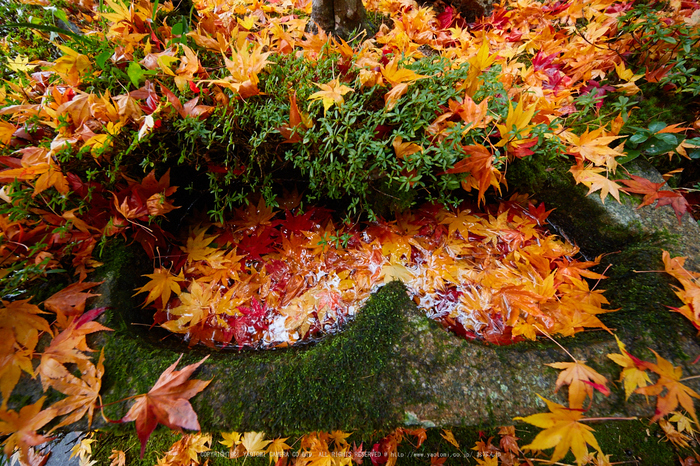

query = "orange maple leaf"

[
  {"left": 38, "top": 308, "right": 111, "bottom": 390},
  {"left": 43, "top": 282, "right": 102, "bottom": 327},
  {"left": 120, "top": 354, "right": 211, "bottom": 457},
  {"left": 442, "top": 144, "right": 503, "bottom": 206},
  {"left": 392, "top": 136, "right": 423, "bottom": 160},
  {"left": 279, "top": 91, "right": 313, "bottom": 143},
  {"left": 662, "top": 250, "right": 700, "bottom": 323},
  {"left": 562, "top": 127, "right": 625, "bottom": 172},
  {"left": 0, "top": 299, "right": 51, "bottom": 348},
  {"left": 0, "top": 397, "right": 56, "bottom": 464},
  {"left": 547, "top": 360, "right": 610, "bottom": 409},
  {"left": 635, "top": 350, "right": 700, "bottom": 426},
  {"left": 0, "top": 336, "right": 36, "bottom": 408},
  {"left": 47, "top": 349, "right": 105, "bottom": 429}
]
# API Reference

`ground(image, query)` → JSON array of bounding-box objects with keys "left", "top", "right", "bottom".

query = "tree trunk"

[{"left": 309, "top": 0, "right": 372, "bottom": 40}]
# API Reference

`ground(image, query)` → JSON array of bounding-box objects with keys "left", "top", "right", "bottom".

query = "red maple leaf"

[
  {"left": 119, "top": 355, "right": 211, "bottom": 458},
  {"left": 656, "top": 191, "right": 690, "bottom": 224},
  {"left": 618, "top": 175, "right": 666, "bottom": 208}
]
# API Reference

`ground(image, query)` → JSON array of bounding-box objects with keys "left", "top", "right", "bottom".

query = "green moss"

[{"left": 597, "top": 242, "right": 697, "bottom": 360}]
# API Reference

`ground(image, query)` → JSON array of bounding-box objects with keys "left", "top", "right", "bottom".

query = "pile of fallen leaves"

[
  {"left": 2, "top": 0, "right": 700, "bottom": 463},
  {"left": 138, "top": 194, "right": 612, "bottom": 348}
]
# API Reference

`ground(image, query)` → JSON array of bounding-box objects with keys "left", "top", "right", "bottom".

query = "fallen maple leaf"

[
  {"left": 279, "top": 91, "right": 313, "bottom": 143},
  {"left": 220, "top": 431, "right": 241, "bottom": 450},
  {"left": 43, "top": 282, "right": 102, "bottom": 327},
  {"left": 47, "top": 350, "right": 105, "bottom": 429},
  {"left": 266, "top": 437, "right": 291, "bottom": 464},
  {"left": 134, "top": 267, "right": 185, "bottom": 307},
  {"left": 655, "top": 191, "right": 690, "bottom": 224},
  {"left": 441, "top": 144, "right": 502, "bottom": 206},
  {"left": 0, "top": 397, "right": 56, "bottom": 464},
  {"left": 108, "top": 449, "right": 126, "bottom": 466},
  {"left": 570, "top": 164, "right": 622, "bottom": 203},
  {"left": 618, "top": 175, "right": 666, "bottom": 208},
  {"left": 120, "top": 354, "right": 211, "bottom": 457},
  {"left": 635, "top": 350, "right": 700, "bottom": 426},
  {"left": 562, "top": 127, "right": 625, "bottom": 172},
  {"left": 440, "top": 429, "right": 459, "bottom": 449},
  {"left": 547, "top": 360, "right": 610, "bottom": 409},
  {"left": 158, "top": 433, "right": 211, "bottom": 465},
  {"left": 514, "top": 395, "right": 603, "bottom": 466},
  {"left": 495, "top": 99, "right": 537, "bottom": 148},
  {"left": 308, "top": 78, "right": 353, "bottom": 115},
  {"left": 241, "top": 431, "right": 271, "bottom": 455},
  {"left": 606, "top": 335, "right": 651, "bottom": 400},
  {"left": 38, "top": 307, "right": 112, "bottom": 391}
]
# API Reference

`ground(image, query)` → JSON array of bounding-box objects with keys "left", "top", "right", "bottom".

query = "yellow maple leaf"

[
  {"left": 241, "top": 431, "right": 271, "bottom": 455},
  {"left": 182, "top": 228, "right": 218, "bottom": 264},
  {"left": 606, "top": 335, "right": 651, "bottom": 399},
  {"left": 223, "top": 42, "right": 272, "bottom": 86},
  {"left": 569, "top": 164, "right": 622, "bottom": 203},
  {"left": 134, "top": 267, "right": 186, "bottom": 307},
  {"left": 392, "top": 136, "right": 423, "bottom": 160},
  {"left": 464, "top": 41, "right": 497, "bottom": 96},
  {"left": 6, "top": 55, "right": 32, "bottom": 73},
  {"left": 495, "top": 98, "right": 537, "bottom": 148},
  {"left": 381, "top": 56, "right": 427, "bottom": 87},
  {"left": 562, "top": 127, "right": 625, "bottom": 172},
  {"left": 514, "top": 395, "right": 603, "bottom": 466},
  {"left": 380, "top": 260, "right": 415, "bottom": 284},
  {"left": 161, "top": 280, "right": 214, "bottom": 332},
  {"left": 266, "top": 437, "right": 291, "bottom": 464},
  {"left": 440, "top": 429, "right": 459, "bottom": 448},
  {"left": 100, "top": 0, "right": 132, "bottom": 24},
  {"left": 309, "top": 78, "right": 353, "bottom": 115},
  {"left": 220, "top": 431, "right": 241, "bottom": 449},
  {"left": 50, "top": 45, "right": 92, "bottom": 87},
  {"left": 328, "top": 430, "right": 352, "bottom": 449}
]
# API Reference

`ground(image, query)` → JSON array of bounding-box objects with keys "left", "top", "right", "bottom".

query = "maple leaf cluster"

[
  {"left": 514, "top": 330, "right": 700, "bottom": 465},
  {"left": 0, "top": 282, "right": 110, "bottom": 465},
  {"left": 135, "top": 195, "right": 613, "bottom": 349}
]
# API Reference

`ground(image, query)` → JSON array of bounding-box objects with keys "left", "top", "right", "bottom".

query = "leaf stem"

[
  {"left": 97, "top": 393, "right": 144, "bottom": 409},
  {"left": 533, "top": 324, "right": 577, "bottom": 362},
  {"left": 580, "top": 416, "right": 638, "bottom": 422},
  {"left": 680, "top": 374, "right": 700, "bottom": 381}
]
